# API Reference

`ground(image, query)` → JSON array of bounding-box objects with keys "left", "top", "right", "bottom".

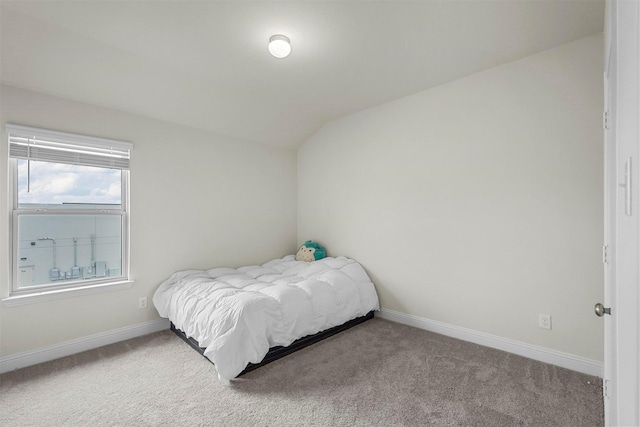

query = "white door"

[{"left": 602, "top": 1, "right": 640, "bottom": 425}]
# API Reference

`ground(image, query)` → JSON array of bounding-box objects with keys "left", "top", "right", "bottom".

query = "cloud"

[{"left": 17, "top": 160, "right": 122, "bottom": 205}]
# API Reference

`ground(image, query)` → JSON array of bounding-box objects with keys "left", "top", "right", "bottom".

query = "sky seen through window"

[{"left": 17, "top": 159, "right": 121, "bottom": 206}]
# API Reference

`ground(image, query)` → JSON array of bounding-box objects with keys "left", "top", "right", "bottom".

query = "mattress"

[{"left": 153, "top": 255, "right": 380, "bottom": 380}]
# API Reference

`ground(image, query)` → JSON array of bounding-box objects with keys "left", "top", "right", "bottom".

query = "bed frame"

[{"left": 170, "top": 310, "right": 375, "bottom": 377}]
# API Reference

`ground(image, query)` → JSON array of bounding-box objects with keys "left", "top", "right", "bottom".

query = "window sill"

[{"left": 2, "top": 280, "right": 134, "bottom": 307}]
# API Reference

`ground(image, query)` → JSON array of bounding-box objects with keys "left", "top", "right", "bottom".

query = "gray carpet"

[{"left": 0, "top": 318, "right": 603, "bottom": 426}]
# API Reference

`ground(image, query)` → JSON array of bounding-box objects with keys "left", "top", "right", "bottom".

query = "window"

[{"left": 7, "top": 124, "right": 132, "bottom": 298}]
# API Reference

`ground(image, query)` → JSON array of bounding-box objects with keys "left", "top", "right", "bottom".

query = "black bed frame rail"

[{"left": 170, "top": 310, "right": 375, "bottom": 377}]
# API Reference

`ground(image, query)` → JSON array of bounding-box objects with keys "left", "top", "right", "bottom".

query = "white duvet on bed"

[{"left": 153, "top": 255, "right": 379, "bottom": 380}]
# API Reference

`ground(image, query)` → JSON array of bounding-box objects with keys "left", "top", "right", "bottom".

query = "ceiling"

[{"left": 0, "top": 1, "right": 604, "bottom": 150}]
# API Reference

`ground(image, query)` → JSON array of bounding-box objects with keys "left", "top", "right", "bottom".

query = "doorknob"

[{"left": 594, "top": 303, "right": 611, "bottom": 317}]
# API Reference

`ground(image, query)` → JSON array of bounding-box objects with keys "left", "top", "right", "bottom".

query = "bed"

[{"left": 152, "top": 255, "right": 380, "bottom": 380}]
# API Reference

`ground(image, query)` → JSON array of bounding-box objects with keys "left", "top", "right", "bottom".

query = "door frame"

[{"left": 603, "top": 1, "right": 640, "bottom": 425}]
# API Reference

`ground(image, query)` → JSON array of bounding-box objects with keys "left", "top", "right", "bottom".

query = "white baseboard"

[
  {"left": 1, "top": 312, "right": 603, "bottom": 378},
  {"left": 376, "top": 308, "right": 603, "bottom": 378},
  {"left": 0, "top": 318, "right": 170, "bottom": 374}
]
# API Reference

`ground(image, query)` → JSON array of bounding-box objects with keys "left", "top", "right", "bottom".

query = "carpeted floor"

[{"left": 0, "top": 318, "right": 603, "bottom": 426}]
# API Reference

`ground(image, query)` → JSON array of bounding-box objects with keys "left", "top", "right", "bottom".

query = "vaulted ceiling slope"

[{"left": 0, "top": 1, "right": 604, "bottom": 149}]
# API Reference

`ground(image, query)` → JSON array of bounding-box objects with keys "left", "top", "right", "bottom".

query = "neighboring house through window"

[{"left": 6, "top": 124, "right": 132, "bottom": 301}]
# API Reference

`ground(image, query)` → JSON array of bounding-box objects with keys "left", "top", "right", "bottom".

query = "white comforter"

[{"left": 153, "top": 255, "right": 379, "bottom": 380}]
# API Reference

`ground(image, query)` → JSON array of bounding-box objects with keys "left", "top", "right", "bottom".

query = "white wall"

[
  {"left": 298, "top": 34, "right": 604, "bottom": 362},
  {"left": 0, "top": 85, "right": 298, "bottom": 356}
]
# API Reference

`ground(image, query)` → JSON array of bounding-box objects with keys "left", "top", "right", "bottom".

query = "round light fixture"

[{"left": 268, "top": 34, "right": 291, "bottom": 59}]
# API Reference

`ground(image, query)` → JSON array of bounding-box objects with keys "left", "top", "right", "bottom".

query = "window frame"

[{"left": 4, "top": 125, "right": 132, "bottom": 302}]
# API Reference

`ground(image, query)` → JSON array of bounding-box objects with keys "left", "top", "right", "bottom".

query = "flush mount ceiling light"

[{"left": 268, "top": 34, "right": 291, "bottom": 59}]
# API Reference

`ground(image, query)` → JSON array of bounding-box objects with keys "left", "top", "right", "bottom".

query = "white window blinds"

[{"left": 7, "top": 124, "right": 132, "bottom": 170}]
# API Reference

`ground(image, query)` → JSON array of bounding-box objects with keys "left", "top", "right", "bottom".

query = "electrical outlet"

[
  {"left": 539, "top": 314, "right": 551, "bottom": 330},
  {"left": 138, "top": 297, "right": 148, "bottom": 309}
]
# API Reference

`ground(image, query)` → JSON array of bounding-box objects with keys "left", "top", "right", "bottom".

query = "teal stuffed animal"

[{"left": 295, "top": 240, "right": 326, "bottom": 262}]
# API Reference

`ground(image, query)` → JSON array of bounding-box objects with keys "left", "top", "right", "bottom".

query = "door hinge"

[
  {"left": 602, "top": 245, "right": 609, "bottom": 264},
  {"left": 603, "top": 379, "right": 610, "bottom": 398},
  {"left": 603, "top": 111, "right": 610, "bottom": 130}
]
